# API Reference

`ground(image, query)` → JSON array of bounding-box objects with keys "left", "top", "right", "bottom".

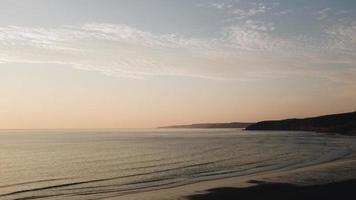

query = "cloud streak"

[
  {"left": 0, "top": 22, "right": 355, "bottom": 82},
  {"left": 316, "top": 8, "right": 332, "bottom": 20}
]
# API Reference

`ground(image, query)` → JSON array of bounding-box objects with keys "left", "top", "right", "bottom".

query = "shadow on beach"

[{"left": 185, "top": 179, "right": 356, "bottom": 200}]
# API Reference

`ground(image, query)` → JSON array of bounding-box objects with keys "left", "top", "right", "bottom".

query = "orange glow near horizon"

[{"left": 1, "top": 64, "right": 355, "bottom": 129}]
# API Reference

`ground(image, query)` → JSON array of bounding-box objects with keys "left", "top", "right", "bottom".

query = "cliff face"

[{"left": 246, "top": 111, "right": 356, "bottom": 135}]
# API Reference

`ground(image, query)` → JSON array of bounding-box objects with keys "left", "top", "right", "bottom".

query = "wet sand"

[
  {"left": 108, "top": 158, "right": 356, "bottom": 200},
  {"left": 185, "top": 179, "right": 356, "bottom": 200}
]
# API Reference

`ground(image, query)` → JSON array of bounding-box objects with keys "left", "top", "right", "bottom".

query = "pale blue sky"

[{"left": 0, "top": 0, "right": 355, "bottom": 128}]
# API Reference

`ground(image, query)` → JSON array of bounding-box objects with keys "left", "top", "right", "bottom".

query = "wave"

[{"left": 1, "top": 130, "right": 355, "bottom": 200}]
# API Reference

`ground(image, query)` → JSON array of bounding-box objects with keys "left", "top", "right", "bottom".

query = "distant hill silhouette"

[
  {"left": 246, "top": 111, "right": 356, "bottom": 135},
  {"left": 159, "top": 122, "right": 253, "bottom": 129}
]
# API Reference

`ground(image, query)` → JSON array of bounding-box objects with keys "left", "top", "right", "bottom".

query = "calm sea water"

[{"left": 1, "top": 129, "right": 356, "bottom": 199}]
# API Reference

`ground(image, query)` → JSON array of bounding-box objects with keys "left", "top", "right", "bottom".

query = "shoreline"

[{"left": 107, "top": 157, "right": 356, "bottom": 200}]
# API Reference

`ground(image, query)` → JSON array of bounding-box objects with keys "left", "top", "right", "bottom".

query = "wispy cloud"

[
  {"left": 207, "top": 0, "right": 273, "bottom": 20},
  {"left": 208, "top": 2, "right": 232, "bottom": 10},
  {"left": 273, "top": 9, "right": 293, "bottom": 16},
  {"left": 232, "top": 6, "right": 267, "bottom": 20},
  {"left": 245, "top": 20, "right": 275, "bottom": 31},
  {"left": 325, "top": 21, "right": 356, "bottom": 51},
  {"left": 0, "top": 21, "right": 355, "bottom": 82},
  {"left": 315, "top": 8, "right": 332, "bottom": 20}
]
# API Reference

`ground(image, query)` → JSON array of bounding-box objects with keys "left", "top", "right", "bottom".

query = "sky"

[{"left": 1, "top": 0, "right": 356, "bottom": 129}]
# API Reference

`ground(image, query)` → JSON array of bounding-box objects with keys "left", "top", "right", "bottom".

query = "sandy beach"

[{"left": 107, "top": 157, "right": 356, "bottom": 200}]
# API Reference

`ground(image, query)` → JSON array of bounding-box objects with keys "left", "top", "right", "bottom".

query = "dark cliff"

[{"left": 246, "top": 111, "right": 356, "bottom": 135}]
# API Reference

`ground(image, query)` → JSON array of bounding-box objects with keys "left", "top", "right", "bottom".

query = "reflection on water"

[{"left": 1, "top": 129, "right": 356, "bottom": 199}]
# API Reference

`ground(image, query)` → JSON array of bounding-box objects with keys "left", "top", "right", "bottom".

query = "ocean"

[{"left": 1, "top": 129, "right": 356, "bottom": 200}]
